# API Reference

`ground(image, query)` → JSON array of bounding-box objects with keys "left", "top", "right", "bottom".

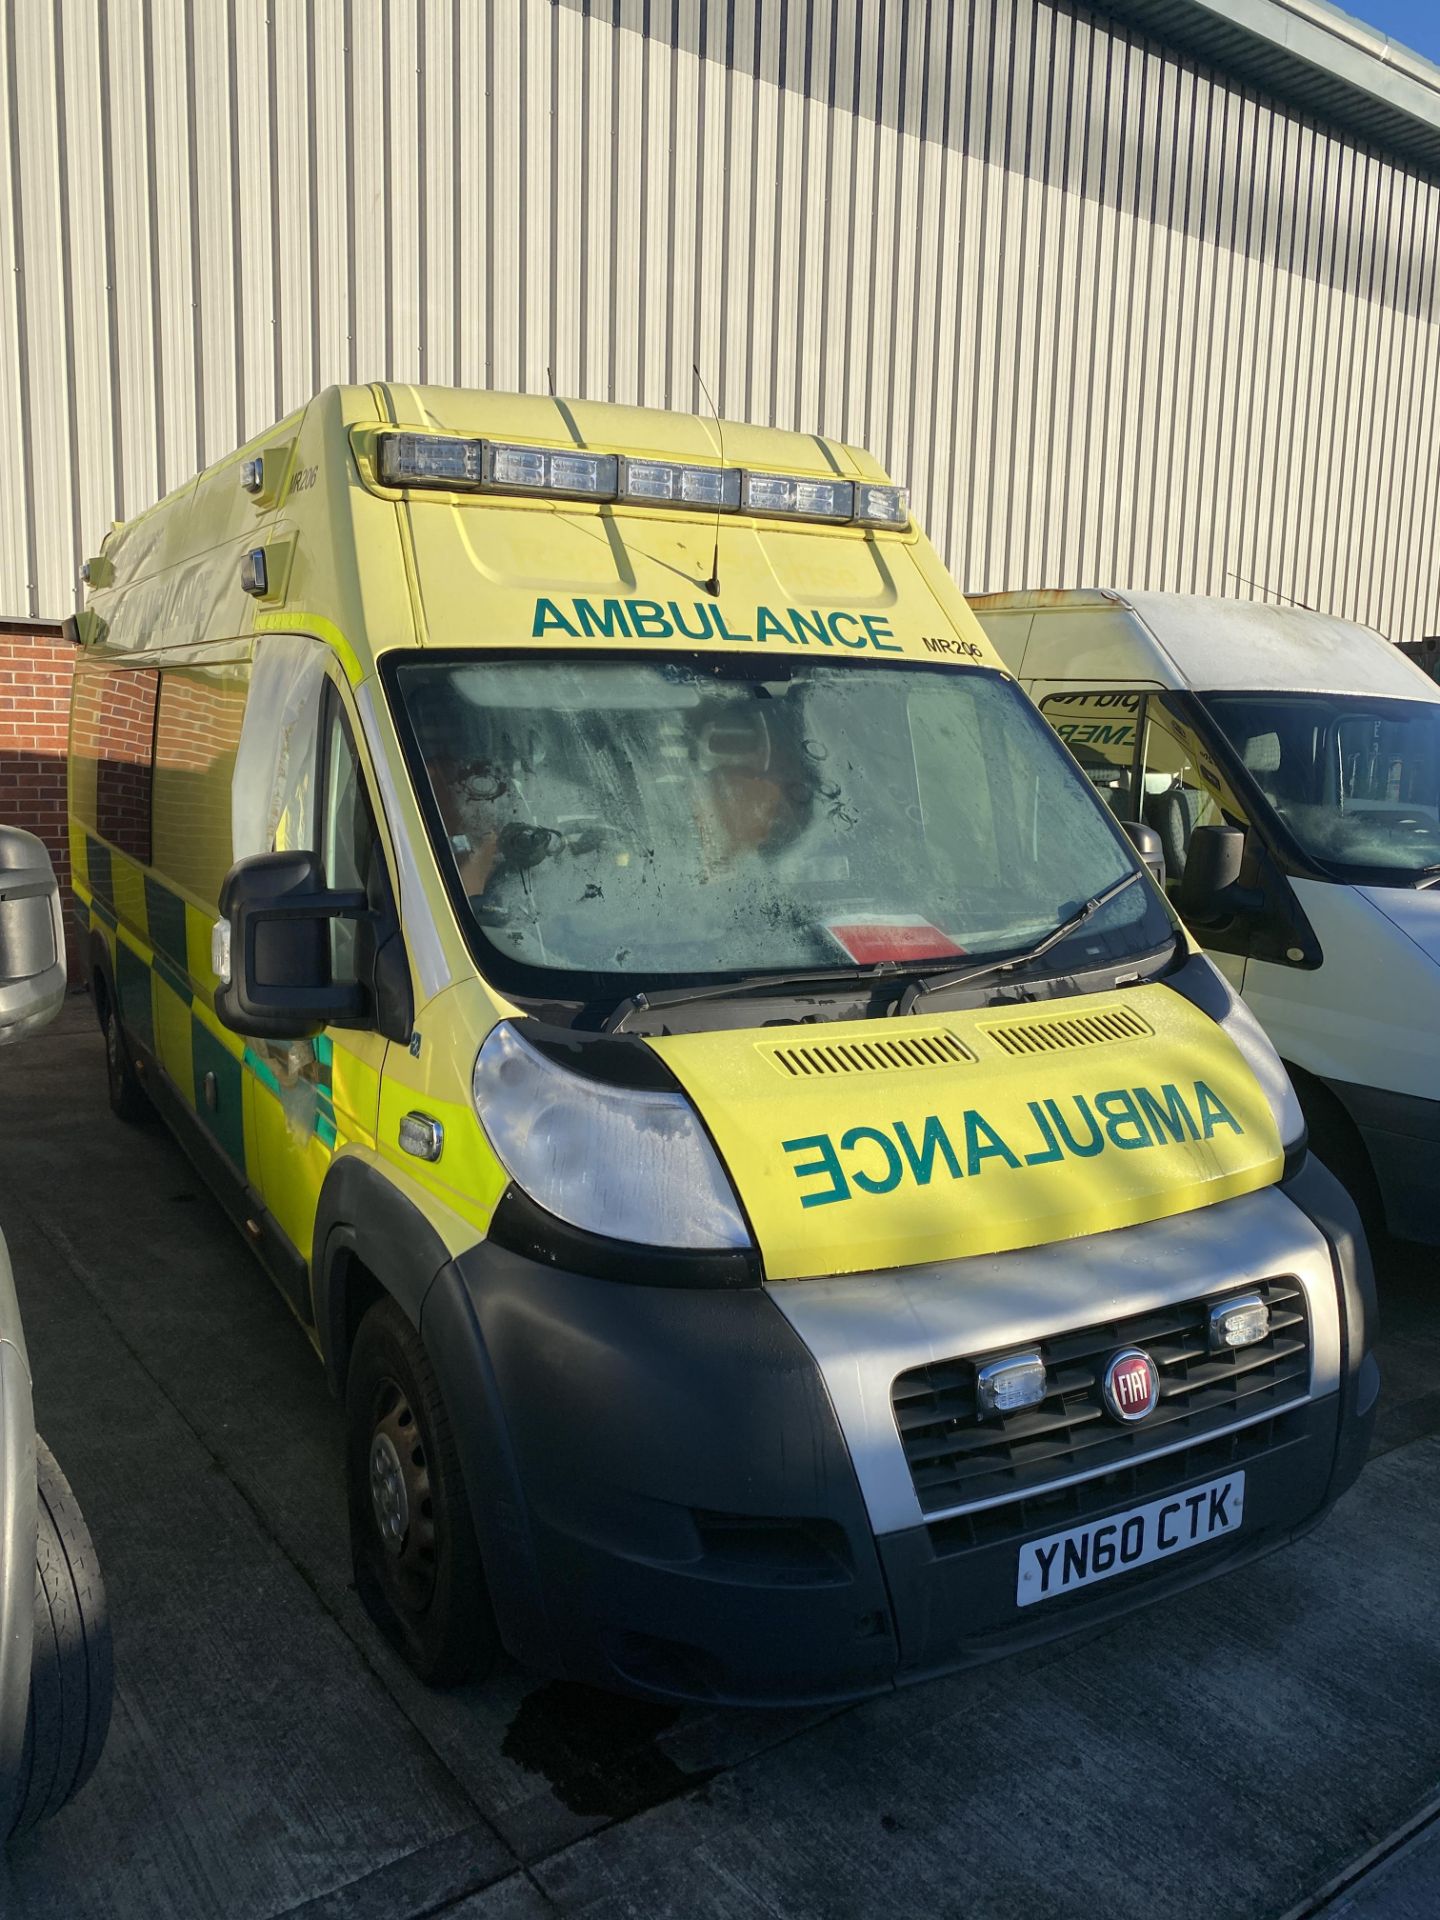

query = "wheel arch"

[{"left": 312, "top": 1155, "right": 452, "bottom": 1397}]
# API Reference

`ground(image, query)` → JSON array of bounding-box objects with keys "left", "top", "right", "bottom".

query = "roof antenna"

[
  {"left": 546, "top": 364, "right": 556, "bottom": 398},
  {"left": 693, "top": 362, "right": 723, "bottom": 597},
  {"left": 1227, "top": 568, "right": 1314, "bottom": 612}
]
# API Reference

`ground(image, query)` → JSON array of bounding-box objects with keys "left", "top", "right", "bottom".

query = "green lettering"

[
  {"left": 1095, "top": 1088, "right": 1152, "bottom": 1150},
  {"left": 1021, "top": 1099, "right": 1063, "bottom": 1165},
  {"left": 1136, "top": 1083, "right": 1199, "bottom": 1144},
  {"left": 964, "top": 1109, "right": 1021, "bottom": 1175},
  {"left": 783, "top": 1133, "right": 851, "bottom": 1207},
  {"left": 668, "top": 600, "right": 714, "bottom": 639},
  {"left": 533, "top": 596, "right": 579, "bottom": 637},
  {"left": 840, "top": 1125, "right": 903, "bottom": 1195},
  {"left": 787, "top": 608, "right": 829, "bottom": 645},
  {"left": 574, "top": 598, "right": 632, "bottom": 639},
  {"left": 626, "top": 598, "right": 674, "bottom": 638},
  {"left": 756, "top": 606, "right": 791, "bottom": 643},
  {"left": 710, "top": 608, "right": 753, "bottom": 642},
  {"left": 1195, "top": 1081, "right": 1243, "bottom": 1138},
  {"left": 893, "top": 1115, "right": 962, "bottom": 1185},
  {"left": 861, "top": 614, "right": 902, "bottom": 652},
  {"left": 1045, "top": 1096, "right": 1105, "bottom": 1158},
  {"left": 827, "top": 611, "right": 866, "bottom": 649}
]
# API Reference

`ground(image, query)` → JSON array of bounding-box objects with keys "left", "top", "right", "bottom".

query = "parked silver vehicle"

[{"left": 0, "top": 827, "right": 111, "bottom": 1842}]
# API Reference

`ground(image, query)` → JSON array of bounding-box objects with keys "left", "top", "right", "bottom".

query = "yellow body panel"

[{"left": 651, "top": 988, "right": 1281, "bottom": 1280}]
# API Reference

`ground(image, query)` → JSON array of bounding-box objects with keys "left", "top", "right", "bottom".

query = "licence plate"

[{"left": 1015, "top": 1472, "right": 1245, "bottom": 1607}]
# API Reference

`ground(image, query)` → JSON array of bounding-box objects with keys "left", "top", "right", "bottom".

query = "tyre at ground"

[
  {"left": 345, "top": 1295, "right": 498, "bottom": 1687},
  {"left": 1294, "top": 1072, "right": 1386, "bottom": 1245},
  {"left": 7, "top": 1439, "right": 114, "bottom": 1842},
  {"left": 101, "top": 993, "right": 150, "bottom": 1125}
]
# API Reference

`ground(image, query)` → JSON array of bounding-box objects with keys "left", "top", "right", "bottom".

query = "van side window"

[
  {"left": 1038, "top": 691, "right": 1141, "bottom": 819},
  {"left": 151, "top": 666, "right": 249, "bottom": 907},
  {"left": 319, "top": 690, "right": 380, "bottom": 985},
  {"left": 1139, "top": 698, "right": 1248, "bottom": 893},
  {"left": 71, "top": 665, "right": 159, "bottom": 863}
]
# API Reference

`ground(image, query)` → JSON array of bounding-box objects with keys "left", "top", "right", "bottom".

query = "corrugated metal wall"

[{"left": 3, "top": 0, "right": 1439, "bottom": 638}]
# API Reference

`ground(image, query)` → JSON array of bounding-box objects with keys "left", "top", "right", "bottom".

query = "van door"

[{"left": 248, "top": 677, "right": 389, "bottom": 1285}]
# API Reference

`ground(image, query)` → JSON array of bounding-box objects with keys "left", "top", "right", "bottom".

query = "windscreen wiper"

[
  {"left": 1416, "top": 865, "right": 1440, "bottom": 890},
  {"left": 894, "top": 870, "right": 1146, "bottom": 1016},
  {"left": 603, "top": 964, "right": 898, "bottom": 1033}
]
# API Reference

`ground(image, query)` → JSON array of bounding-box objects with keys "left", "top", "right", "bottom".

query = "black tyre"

[
  {"left": 1296, "top": 1074, "right": 1386, "bottom": 1244},
  {"left": 7, "top": 1440, "right": 113, "bottom": 1841},
  {"left": 102, "top": 993, "right": 150, "bottom": 1125},
  {"left": 346, "top": 1297, "right": 497, "bottom": 1686}
]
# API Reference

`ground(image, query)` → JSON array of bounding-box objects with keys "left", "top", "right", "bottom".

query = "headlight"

[{"left": 472, "top": 1021, "right": 752, "bottom": 1250}]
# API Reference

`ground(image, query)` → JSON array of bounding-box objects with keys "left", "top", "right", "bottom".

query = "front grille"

[{"left": 891, "top": 1277, "right": 1310, "bottom": 1518}]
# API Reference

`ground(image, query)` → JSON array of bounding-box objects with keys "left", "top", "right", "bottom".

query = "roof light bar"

[
  {"left": 483, "top": 441, "right": 618, "bottom": 498},
  {"left": 741, "top": 472, "right": 854, "bottom": 521},
  {"left": 617, "top": 457, "right": 741, "bottom": 510},
  {"left": 378, "top": 432, "right": 484, "bottom": 489},
  {"left": 373, "top": 432, "right": 909, "bottom": 529},
  {"left": 854, "top": 482, "right": 910, "bottom": 527}
]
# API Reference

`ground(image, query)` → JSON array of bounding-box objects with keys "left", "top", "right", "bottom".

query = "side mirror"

[
  {"left": 0, "top": 827, "right": 66, "bottom": 1047},
  {"left": 214, "top": 850, "right": 368, "bottom": 1040},
  {"left": 1178, "top": 824, "right": 1265, "bottom": 920},
  {"left": 1119, "top": 820, "right": 1166, "bottom": 888}
]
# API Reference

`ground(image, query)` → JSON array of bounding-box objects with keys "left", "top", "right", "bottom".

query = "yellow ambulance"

[{"left": 67, "top": 385, "right": 1375, "bottom": 1703}]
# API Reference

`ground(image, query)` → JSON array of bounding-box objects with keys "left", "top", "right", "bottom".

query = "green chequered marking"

[
  {"left": 91, "top": 896, "right": 117, "bottom": 933},
  {"left": 115, "top": 940, "right": 154, "bottom": 1052},
  {"left": 193, "top": 1022, "right": 246, "bottom": 1172},
  {"left": 242, "top": 1045, "right": 282, "bottom": 1097},
  {"left": 154, "top": 952, "right": 192, "bottom": 1006},
  {"left": 242, "top": 1041, "right": 337, "bottom": 1145},
  {"left": 86, "top": 836, "right": 113, "bottom": 910},
  {"left": 144, "top": 875, "right": 189, "bottom": 971}
]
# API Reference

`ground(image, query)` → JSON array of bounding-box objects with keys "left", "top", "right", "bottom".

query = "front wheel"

[
  {"left": 345, "top": 1297, "right": 497, "bottom": 1686},
  {"left": 102, "top": 995, "right": 150, "bottom": 1125}
]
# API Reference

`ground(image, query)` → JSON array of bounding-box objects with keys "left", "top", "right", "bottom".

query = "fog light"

[
  {"left": 1209, "top": 1295, "right": 1270, "bottom": 1352},
  {"left": 976, "top": 1351, "right": 1047, "bottom": 1417}
]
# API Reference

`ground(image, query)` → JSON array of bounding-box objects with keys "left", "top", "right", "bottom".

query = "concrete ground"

[{"left": 2, "top": 998, "right": 1439, "bottom": 1920}]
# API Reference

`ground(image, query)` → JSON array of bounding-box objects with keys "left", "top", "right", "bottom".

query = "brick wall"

[{"left": 0, "top": 624, "right": 79, "bottom": 975}]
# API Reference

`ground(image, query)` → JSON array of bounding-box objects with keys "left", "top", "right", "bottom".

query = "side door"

[{"left": 247, "top": 675, "right": 391, "bottom": 1282}]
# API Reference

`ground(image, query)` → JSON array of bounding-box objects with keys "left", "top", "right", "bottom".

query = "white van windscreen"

[
  {"left": 1204, "top": 692, "right": 1440, "bottom": 880},
  {"left": 391, "top": 656, "right": 1173, "bottom": 993}
]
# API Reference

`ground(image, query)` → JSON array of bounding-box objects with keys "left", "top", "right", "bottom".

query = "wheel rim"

[{"left": 365, "top": 1378, "right": 437, "bottom": 1613}]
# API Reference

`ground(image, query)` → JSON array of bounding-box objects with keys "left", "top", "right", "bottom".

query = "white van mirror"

[
  {"left": 1179, "top": 824, "right": 1264, "bottom": 921},
  {"left": 214, "top": 850, "right": 369, "bottom": 1040},
  {"left": 0, "top": 826, "right": 67, "bottom": 1047}
]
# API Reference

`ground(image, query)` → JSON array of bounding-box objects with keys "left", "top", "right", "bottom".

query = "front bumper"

[{"left": 419, "top": 1154, "right": 1377, "bottom": 1706}]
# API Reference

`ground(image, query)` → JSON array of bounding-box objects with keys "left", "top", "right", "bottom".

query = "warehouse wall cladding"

[{"left": 3, "top": 0, "right": 1440, "bottom": 644}]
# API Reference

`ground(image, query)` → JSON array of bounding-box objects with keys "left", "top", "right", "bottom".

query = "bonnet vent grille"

[
  {"left": 981, "top": 1005, "right": 1152, "bottom": 1057},
  {"left": 766, "top": 1031, "right": 975, "bottom": 1078}
]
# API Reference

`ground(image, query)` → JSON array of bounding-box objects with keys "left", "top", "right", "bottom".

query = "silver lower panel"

[{"left": 766, "top": 1184, "right": 1341, "bottom": 1538}]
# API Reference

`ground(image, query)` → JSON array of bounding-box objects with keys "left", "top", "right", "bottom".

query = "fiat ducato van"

[
  {"left": 974, "top": 588, "right": 1440, "bottom": 1245},
  {"left": 67, "top": 389, "right": 1375, "bottom": 1703}
]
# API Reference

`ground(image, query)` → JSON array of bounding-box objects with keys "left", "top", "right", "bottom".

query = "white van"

[{"left": 973, "top": 589, "right": 1440, "bottom": 1244}]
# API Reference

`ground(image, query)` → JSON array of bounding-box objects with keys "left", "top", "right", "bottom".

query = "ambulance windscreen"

[{"left": 390, "top": 655, "right": 1175, "bottom": 998}]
